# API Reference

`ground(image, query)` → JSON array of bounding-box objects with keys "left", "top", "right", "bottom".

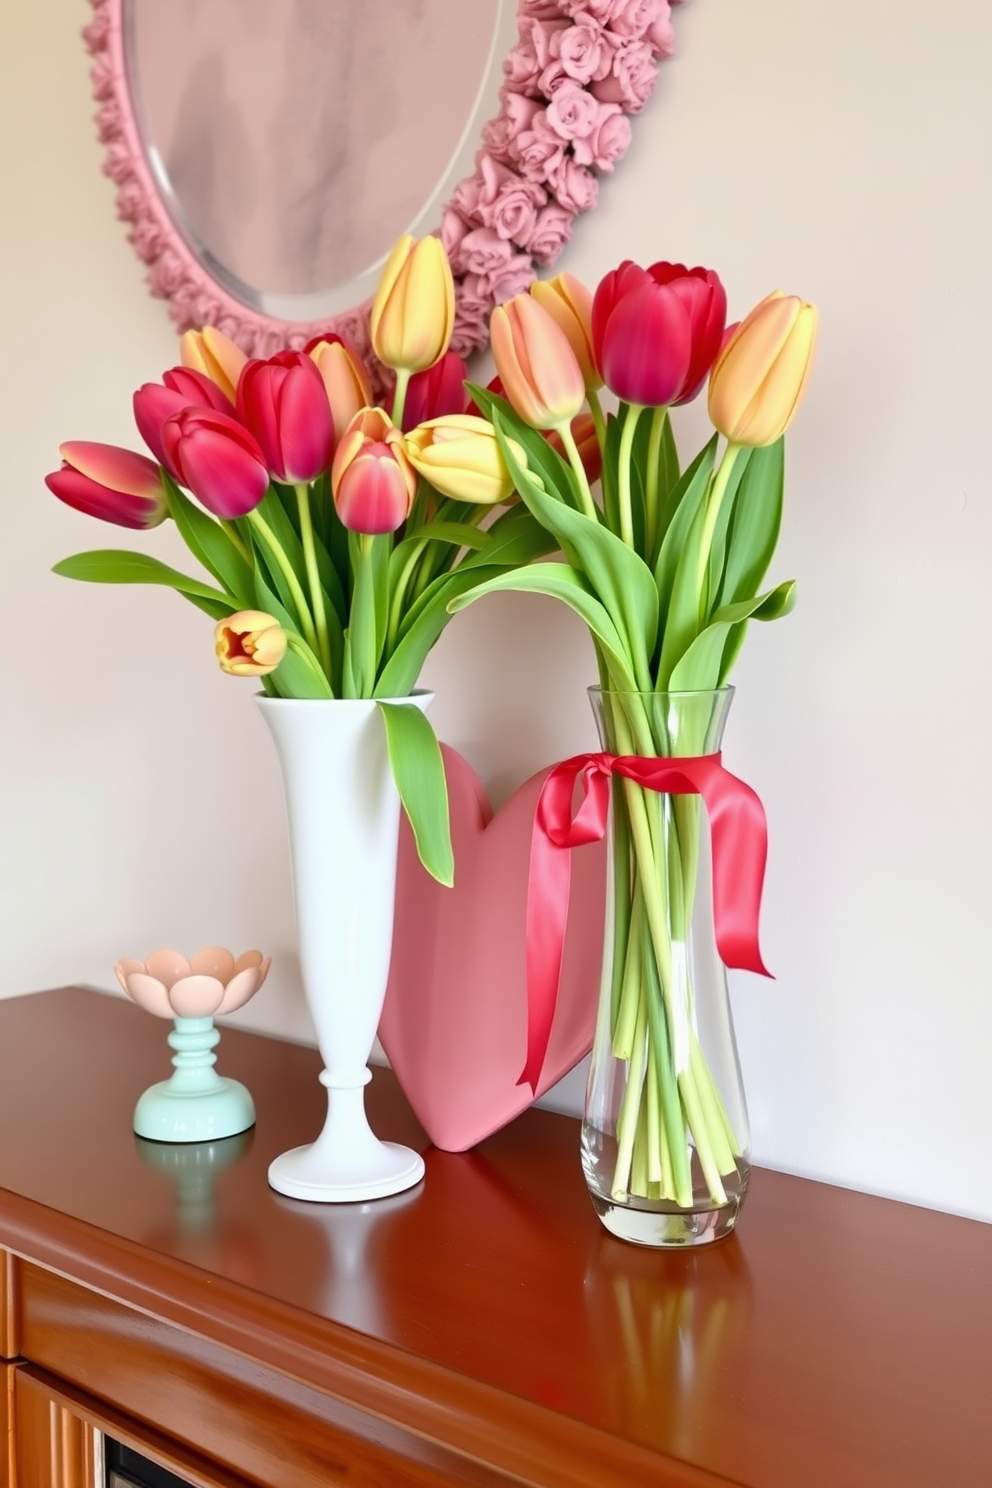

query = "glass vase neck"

[{"left": 588, "top": 687, "right": 734, "bottom": 758}]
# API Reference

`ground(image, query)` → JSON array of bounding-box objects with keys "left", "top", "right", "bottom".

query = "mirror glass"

[{"left": 126, "top": 0, "right": 506, "bottom": 321}]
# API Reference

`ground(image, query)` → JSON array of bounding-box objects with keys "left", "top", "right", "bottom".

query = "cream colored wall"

[{"left": 3, "top": 2, "right": 991, "bottom": 1220}]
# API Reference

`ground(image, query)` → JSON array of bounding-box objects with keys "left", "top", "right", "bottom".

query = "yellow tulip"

[
  {"left": 531, "top": 273, "right": 602, "bottom": 391},
  {"left": 215, "top": 611, "right": 287, "bottom": 676},
  {"left": 707, "top": 292, "right": 818, "bottom": 447},
  {"left": 179, "top": 326, "right": 248, "bottom": 404},
  {"left": 404, "top": 415, "right": 518, "bottom": 505},
  {"left": 369, "top": 235, "right": 455, "bottom": 374},
  {"left": 491, "top": 293, "right": 585, "bottom": 431}
]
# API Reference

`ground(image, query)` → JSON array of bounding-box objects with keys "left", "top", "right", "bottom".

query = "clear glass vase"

[{"left": 581, "top": 688, "right": 751, "bottom": 1247}]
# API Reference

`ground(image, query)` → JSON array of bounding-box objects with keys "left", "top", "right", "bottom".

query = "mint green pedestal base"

[{"left": 134, "top": 1016, "right": 255, "bottom": 1144}]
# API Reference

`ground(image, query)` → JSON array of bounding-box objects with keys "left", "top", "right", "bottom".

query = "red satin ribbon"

[{"left": 522, "top": 751, "right": 772, "bottom": 1094}]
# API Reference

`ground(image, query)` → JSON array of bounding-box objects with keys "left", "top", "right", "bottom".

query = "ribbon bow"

[{"left": 522, "top": 751, "right": 771, "bottom": 1094}]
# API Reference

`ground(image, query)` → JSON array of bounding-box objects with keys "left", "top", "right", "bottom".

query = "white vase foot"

[{"left": 267, "top": 1141, "right": 425, "bottom": 1203}]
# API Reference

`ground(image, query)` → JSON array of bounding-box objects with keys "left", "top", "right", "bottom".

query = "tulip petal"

[
  {"left": 123, "top": 973, "right": 173, "bottom": 1019},
  {"left": 59, "top": 441, "right": 163, "bottom": 499},
  {"left": 599, "top": 283, "right": 692, "bottom": 407},
  {"left": 169, "top": 974, "right": 226, "bottom": 1018}
]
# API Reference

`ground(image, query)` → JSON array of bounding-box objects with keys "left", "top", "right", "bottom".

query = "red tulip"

[
  {"left": 647, "top": 262, "right": 727, "bottom": 404},
  {"left": 396, "top": 350, "right": 470, "bottom": 432},
  {"left": 160, "top": 408, "right": 269, "bottom": 519},
  {"left": 591, "top": 259, "right": 726, "bottom": 407},
  {"left": 331, "top": 408, "right": 416, "bottom": 534},
  {"left": 237, "top": 351, "right": 335, "bottom": 485},
  {"left": 45, "top": 442, "right": 168, "bottom": 529},
  {"left": 133, "top": 367, "right": 235, "bottom": 469}
]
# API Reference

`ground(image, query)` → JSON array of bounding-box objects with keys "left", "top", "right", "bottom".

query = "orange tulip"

[
  {"left": 305, "top": 333, "right": 374, "bottom": 441},
  {"left": 707, "top": 292, "right": 818, "bottom": 446},
  {"left": 491, "top": 293, "right": 585, "bottom": 431},
  {"left": 215, "top": 611, "right": 287, "bottom": 676},
  {"left": 369, "top": 235, "right": 454, "bottom": 374},
  {"left": 179, "top": 326, "right": 248, "bottom": 404},
  {"left": 531, "top": 273, "right": 602, "bottom": 392}
]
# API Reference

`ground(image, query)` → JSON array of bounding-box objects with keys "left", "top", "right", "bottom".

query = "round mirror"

[{"left": 85, "top": 0, "right": 676, "bottom": 365}]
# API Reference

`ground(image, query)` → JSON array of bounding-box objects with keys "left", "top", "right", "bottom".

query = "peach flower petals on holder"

[{"left": 114, "top": 947, "right": 271, "bottom": 1021}]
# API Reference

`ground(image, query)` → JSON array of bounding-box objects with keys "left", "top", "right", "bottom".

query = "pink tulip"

[
  {"left": 331, "top": 408, "right": 416, "bottom": 534},
  {"left": 237, "top": 351, "right": 336, "bottom": 485},
  {"left": 45, "top": 441, "right": 168, "bottom": 529},
  {"left": 304, "top": 332, "right": 374, "bottom": 443},
  {"left": 591, "top": 259, "right": 727, "bottom": 406},
  {"left": 161, "top": 407, "right": 269, "bottom": 519},
  {"left": 133, "top": 367, "right": 235, "bottom": 469},
  {"left": 395, "top": 350, "right": 470, "bottom": 432}
]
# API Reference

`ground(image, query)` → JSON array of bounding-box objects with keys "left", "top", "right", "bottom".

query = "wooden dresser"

[{"left": 1, "top": 987, "right": 990, "bottom": 1488}]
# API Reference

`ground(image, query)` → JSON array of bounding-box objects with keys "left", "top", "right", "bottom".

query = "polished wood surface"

[
  {"left": 13, "top": 1368, "right": 99, "bottom": 1488},
  {"left": 1, "top": 987, "right": 991, "bottom": 1487},
  {"left": 2, "top": 1364, "right": 14, "bottom": 1488},
  {"left": 0, "top": 1253, "right": 16, "bottom": 1360}
]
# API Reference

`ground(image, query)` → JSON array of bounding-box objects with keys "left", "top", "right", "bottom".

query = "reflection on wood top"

[{"left": 1, "top": 987, "right": 990, "bottom": 1488}]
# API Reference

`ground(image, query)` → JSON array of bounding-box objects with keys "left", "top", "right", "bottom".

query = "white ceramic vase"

[{"left": 257, "top": 694, "right": 428, "bottom": 1202}]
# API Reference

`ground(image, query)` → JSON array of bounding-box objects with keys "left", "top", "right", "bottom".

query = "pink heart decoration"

[{"left": 380, "top": 745, "right": 606, "bottom": 1152}]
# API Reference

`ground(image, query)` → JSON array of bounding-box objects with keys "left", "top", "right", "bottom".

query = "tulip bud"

[
  {"left": 531, "top": 273, "right": 602, "bottom": 392},
  {"left": 45, "top": 442, "right": 168, "bottom": 529},
  {"left": 215, "top": 611, "right": 287, "bottom": 676},
  {"left": 404, "top": 414, "right": 517, "bottom": 505},
  {"left": 647, "top": 261, "right": 727, "bottom": 405},
  {"left": 397, "top": 350, "right": 470, "bottom": 432},
  {"left": 133, "top": 367, "right": 235, "bottom": 470},
  {"left": 545, "top": 412, "right": 602, "bottom": 487},
  {"left": 179, "top": 326, "right": 248, "bottom": 404},
  {"left": 237, "top": 350, "right": 336, "bottom": 485},
  {"left": 161, "top": 407, "right": 270, "bottom": 519},
  {"left": 707, "top": 291, "right": 818, "bottom": 446},
  {"left": 491, "top": 294, "right": 585, "bottom": 431},
  {"left": 305, "top": 333, "right": 374, "bottom": 442},
  {"left": 370, "top": 234, "right": 455, "bottom": 374},
  {"left": 331, "top": 408, "right": 416, "bottom": 534}
]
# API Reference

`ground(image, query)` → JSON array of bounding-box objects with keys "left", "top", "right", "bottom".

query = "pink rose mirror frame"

[{"left": 84, "top": 0, "right": 679, "bottom": 372}]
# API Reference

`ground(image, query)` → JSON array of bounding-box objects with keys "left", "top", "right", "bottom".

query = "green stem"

[
  {"left": 294, "top": 483, "right": 332, "bottom": 681},
  {"left": 695, "top": 442, "right": 742, "bottom": 604},
  {"left": 246, "top": 509, "right": 320, "bottom": 656},
  {"left": 612, "top": 992, "right": 648, "bottom": 1200},
  {"left": 587, "top": 387, "right": 606, "bottom": 450},
  {"left": 616, "top": 403, "right": 643, "bottom": 548},
  {"left": 644, "top": 406, "right": 667, "bottom": 563},
  {"left": 391, "top": 368, "right": 412, "bottom": 433},
  {"left": 554, "top": 418, "right": 598, "bottom": 522}
]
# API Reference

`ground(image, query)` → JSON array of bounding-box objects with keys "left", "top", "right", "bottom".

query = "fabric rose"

[
  {"left": 458, "top": 228, "right": 515, "bottom": 277},
  {"left": 491, "top": 177, "right": 548, "bottom": 242},
  {"left": 610, "top": 0, "right": 667, "bottom": 39},
  {"left": 592, "top": 40, "right": 658, "bottom": 112},
  {"left": 553, "top": 19, "right": 616, "bottom": 83},
  {"left": 548, "top": 156, "right": 599, "bottom": 214},
  {"left": 516, "top": 116, "right": 568, "bottom": 183},
  {"left": 572, "top": 103, "right": 632, "bottom": 171},
  {"left": 526, "top": 204, "right": 574, "bottom": 266},
  {"left": 483, "top": 251, "right": 538, "bottom": 306},
  {"left": 545, "top": 82, "right": 601, "bottom": 142}
]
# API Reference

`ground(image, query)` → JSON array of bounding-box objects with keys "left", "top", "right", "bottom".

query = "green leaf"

[
  {"left": 465, "top": 383, "right": 578, "bottom": 508},
  {"left": 400, "top": 521, "right": 492, "bottom": 554},
  {"left": 716, "top": 439, "right": 786, "bottom": 609},
  {"left": 668, "top": 580, "right": 797, "bottom": 691},
  {"left": 162, "top": 472, "right": 255, "bottom": 604},
  {"left": 653, "top": 435, "right": 717, "bottom": 626},
  {"left": 493, "top": 410, "right": 658, "bottom": 689},
  {"left": 377, "top": 701, "right": 453, "bottom": 886},
  {"left": 447, "top": 562, "right": 639, "bottom": 691},
  {"left": 53, "top": 549, "right": 237, "bottom": 617}
]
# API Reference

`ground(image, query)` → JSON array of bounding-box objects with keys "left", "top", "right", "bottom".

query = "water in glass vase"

[{"left": 581, "top": 687, "right": 751, "bottom": 1248}]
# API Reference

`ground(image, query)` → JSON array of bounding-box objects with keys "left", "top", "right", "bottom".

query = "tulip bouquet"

[
  {"left": 46, "top": 236, "right": 555, "bottom": 885},
  {"left": 453, "top": 262, "right": 817, "bottom": 1221}
]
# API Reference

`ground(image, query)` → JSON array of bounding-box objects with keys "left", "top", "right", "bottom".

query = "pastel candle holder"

[{"left": 115, "top": 947, "right": 270, "bottom": 1143}]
